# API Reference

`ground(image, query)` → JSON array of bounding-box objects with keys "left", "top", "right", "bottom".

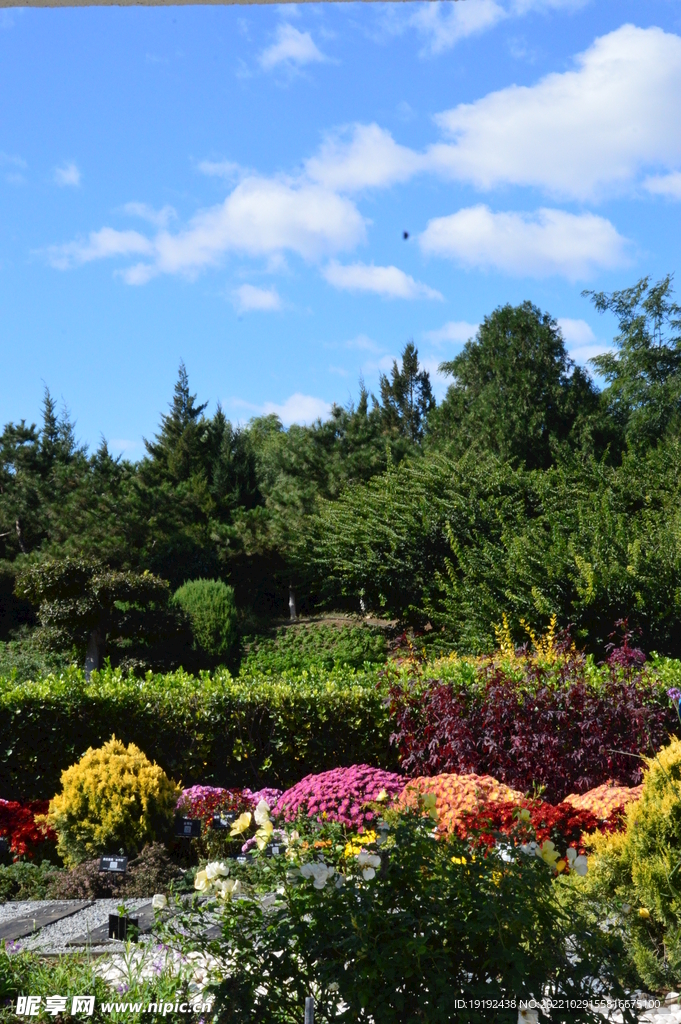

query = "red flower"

[{"left": 0, "top": 799, "right": 57, "bottom": 860}]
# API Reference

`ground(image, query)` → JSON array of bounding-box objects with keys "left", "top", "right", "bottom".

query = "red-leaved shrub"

[{"left": 389, "top": 656, "right": 675, "bottom": 802}]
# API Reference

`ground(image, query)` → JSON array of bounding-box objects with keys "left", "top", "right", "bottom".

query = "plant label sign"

[
  {"left": 99, "top": 855, "right": 128, "bottom": 873},
  {"left": 108, "top": 914, "right": 138, "bottom": 941},
  {"left": 212, "top": 813, "right": 235, "bottom": 830},
  {"left": 175, "top": 816, "right": 201, "bottom": 838}
]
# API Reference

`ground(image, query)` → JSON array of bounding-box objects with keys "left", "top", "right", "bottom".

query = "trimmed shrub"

[
  {"left": 274, "top": 765, "right": 405, "bottom": 829},
  {"left": 47, "top": 736, "right": 180, "bottom": 866},
  {"left": 172, "top": 579, "right": 237, "bottom": 662},
  {"left": 0, "top": 664, "right": 394, "bottom": 801}
]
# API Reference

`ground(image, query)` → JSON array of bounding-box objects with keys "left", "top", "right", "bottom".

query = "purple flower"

[
  {"left": 274, "top": 765, "right": 405, "bottom": 828},
  {"left": 669, "top": 688, "right": 681, "bottom": 705}
]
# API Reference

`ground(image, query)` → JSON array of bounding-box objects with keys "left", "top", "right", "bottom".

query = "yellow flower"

[
  {"left": 539, "top": 840, "right": 560, "bottom": 867},
  {"left": 230, "top": 811, "right": 252, "bottom": 837},
  {"left": 518, "top": 808, "right": 531, "bottom": 823},
  {"left": 343, "top": 830, "right": 377, "bottom": 858},
  {"left": 639, "top": 908, "right": 651, "bottom": 919},
  {"left": 491, "top": 871, "right": 503, "bottom": 886},
  {"left": 451, "top": 856, "right": 467, "bottom": 865},
  {"left": 255, "top": 820, "right": 274, "bottom": 850},
  {"left": 375, "top": 789, "right": 388, "bottom": 803},
  {"left": 555, "top": 860, "right": 567, "bottom": 874}
]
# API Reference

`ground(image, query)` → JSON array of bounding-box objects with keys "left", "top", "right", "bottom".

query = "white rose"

[
  {"left": 254, "top": 800, "right": 271, "bottom": 827},
  {"left": 152, "top": 894, "right": 168, "bottom": 910},
  {"left": 205, "top": 861, "right": 230, "bottom": 880},
  {"left": 194, "top": 870, "right": 210, "bottom": 893}
]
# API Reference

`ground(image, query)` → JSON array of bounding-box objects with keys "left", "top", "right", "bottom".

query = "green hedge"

[{"left": 0, "top": 664, "right": 395, "bottom": 801}]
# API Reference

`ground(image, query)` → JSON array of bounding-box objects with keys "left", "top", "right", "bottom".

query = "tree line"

[{"left": 2, "top": 274, "right": 681, "bottom": 666}]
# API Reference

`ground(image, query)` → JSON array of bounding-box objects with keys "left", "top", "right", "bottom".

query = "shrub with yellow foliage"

[
  {"left": 579, "top": 738, "right": 681, "bottom": 990},
  {"left": 46, "top": 736, "right": 180, "bottom": 866}
]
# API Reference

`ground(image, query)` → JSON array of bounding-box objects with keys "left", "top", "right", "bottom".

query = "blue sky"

[{"left": 1, "top": 0, "right": 681, "bottom": 456}]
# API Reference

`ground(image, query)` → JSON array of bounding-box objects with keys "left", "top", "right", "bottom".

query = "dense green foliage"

[
  {"left": 581, "top": 736, "right": 681, "bottom": 991},
  {"left": 168, "top": 806, "right": 634, "bottom": 1024},
  {"left": 171, "top": 578, "right": 237, "bottom": 663},
  {"left": 2, "top": 276, "right": 681, "bottom": 659},
  {"left": 0, "top": 664, "right": 395, "bottom": 801},
  {"left": 239, "top": 621, "right": 388, "bottom": 674}
]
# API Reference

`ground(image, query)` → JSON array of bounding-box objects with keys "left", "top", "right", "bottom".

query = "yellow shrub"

[
  {"left": 579, "top": 738, "right": 681, "bottom": 990},
  {"left": 47, "top": 736, "right": 180, "bottom": 866}
]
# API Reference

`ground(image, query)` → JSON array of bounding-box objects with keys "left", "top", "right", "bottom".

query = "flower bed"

[
  {"left": 274, "top": 765, "right": 405, "bottom": 829},
  {"left": 0, "top": 799, "right": 56, "bottom": 860}
]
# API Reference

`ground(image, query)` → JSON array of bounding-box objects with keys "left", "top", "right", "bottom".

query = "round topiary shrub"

[
  {"left": 274, "top": 765, "right": 405, "bottom": 829},
  {"left": 46, "top": 736, "right": 180, "bottom": 866},
  {"left": 171, "top": 578, "right": 237, "bottom": 662}
]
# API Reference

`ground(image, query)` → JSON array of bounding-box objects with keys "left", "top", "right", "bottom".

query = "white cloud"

[
  {"left": 197, "top": 159, "right": 243, "bottom": 180},
  {"left": 50, "top": 176, "right": 365, "bottom": 281},
  {"left": 430, "top": 25, "right": 681, "bottom": 200},
  {"left": 260, "top": 24, "right": 327, "bottom": 70},
  {"left": 420, "top": 205, "right": 629, "bottom": 280},
  {"left": 511, "top": 0, "right": 590, "bottom": 11},
  {"left": 263, "top": 392, "right": 332, "bottom": 426},
  {"left": 344, "top": 334, "right": 384, "bottom": 353},
  {"left": 323, "top": 261, "right": 443, "bottom": 300},
  {"left": 233, "top": 283, "right": 282, "bottom": 313},
  {"left": 424, "top": 320, "right": 479, "bottom": 344},
  {"left": 122, "top": 202, "right": 177, "bottom": 228},
  {"left": 410, "top": 0, "right": 506, "bottom": 57},
  {"left": 48, "top": 228, "right": 154, "bottom": 270},
  {"left": 54, "top": 162, "right": 81, "bottom": 187},
  {"left": 556, "top": 317, "right": 596, "bottom": 347},
  {"left": 644, "top": 171, "right": 681, "bottom": 200},
  {"left": 109, "top": 438, "right": 140, "bottom": 453},
  {"left": 305, "top": 123, "right": 422, "bottom": 193}
]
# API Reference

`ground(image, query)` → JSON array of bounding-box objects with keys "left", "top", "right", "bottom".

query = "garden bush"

[
  {"left": 274, "top": 765, "right": 405, "bottom": 829},
  {"left": 564, "top": 781, "right": 643, "bottom": 819},
  {"left": 398, "top": 772, "right": 524, "bottom": 833},
  {"left": 581, "top": 735, "right": 681, "bottom": 990},
  {"left": 239, "top": 623, "right": 387, "bottom": 674},
  {"left": 0, "top": 664, "right": 394, "bottom": 801},
  {"left": 164, "top": 801, "right": 635, "bottom": 1023},
  {"left": 171, "top": 578, "right": 237, "bottom": 663},
  {"left": 389, "top": 651, "right": 678, "bottom": 801},
  {"left": 47, "top": 737, "right": 180, "bottom": 866},
  {"left": 0, "top": 860, "right": 60, "bottom": 902}
]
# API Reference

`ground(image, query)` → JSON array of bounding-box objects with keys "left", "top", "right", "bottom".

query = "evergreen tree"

[
  {"left": 432, "top": 302, "right": 602, "bottom": 469},
  {"left": 585, "top": 275, "right": 681, "bottom": 448},
  {"left": 379, "top": 342, "right": 435, "bottom": 442}
]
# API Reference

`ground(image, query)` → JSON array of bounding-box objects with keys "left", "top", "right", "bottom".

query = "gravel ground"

[{"left": 3, "top": 899, "right": 152, "bottom": 954}]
